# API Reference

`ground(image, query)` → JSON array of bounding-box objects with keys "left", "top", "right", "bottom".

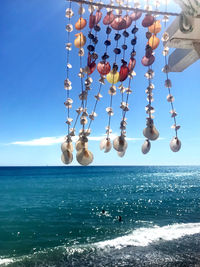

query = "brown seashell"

[
  {"left": 148, "top": 35, "right": 160, "bottom": 50},
  {"left": 142, "top": 14, "right": 155, "bottom": 27},
  {"left": 141, "top": 55, "right": 155, "bottom": 66},
  {"left": 95, "top": 10, "right": 102, "bottom": 25},
  {"left": 75, "top": 17, "right": 87, "bottom": 30},
  {"left": 89, "top": 13, "right": 96, "bottom": 29},
  {"left": 128, "top": 58, "right": 136, "bottom": 71},
  {"left": 119, "top": 63, "right": 129, "bottom": 82},
  {"left": 97, "top": 61, "right": 111, "bottom": 75},
  {"left": 145, "top": 46, "right": 153, "bottom": 58},
  {"left": 123, "top": 15, "right": 132, "bottom": 29},
  {"left": 74, "top": 33, "right": 86, "bottom": 48},
  {"left": 111, "top": 17, "right": 126, "bottom": 30},
  {"left": 130, "top": 11, "right": 142, "bottom": 21},
  {"left": 148, "top": 20, "right": 161, "bottom": 34},
  {"left": 103, "top": 11, "right": 115, "bottom": 25}
]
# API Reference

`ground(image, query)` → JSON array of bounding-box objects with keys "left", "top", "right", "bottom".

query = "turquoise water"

[{"left": 0, "top": 166, "right": 200, "bottom": 266}]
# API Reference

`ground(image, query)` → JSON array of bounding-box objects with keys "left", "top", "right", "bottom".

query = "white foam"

[
  {"left": 0, "top": 258, "right": 14, "bottom": 266},
  {"left": 96, "top": 222, "right": 200, "bottom": 249}
]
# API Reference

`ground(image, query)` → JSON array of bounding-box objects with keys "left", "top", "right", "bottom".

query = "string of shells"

[
  {"left": 162, "top": 1, "right": 181, "bottom": 153},
  {"left": 61, "top": 0, "right": 182, "bottom": 166},
  {"left": 61, "top": 1, "right": 74, "bottom": 165}
]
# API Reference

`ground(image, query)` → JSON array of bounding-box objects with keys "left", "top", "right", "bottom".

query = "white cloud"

[{"left": 9, "top": 134, "right": 164, "bottom": 146}]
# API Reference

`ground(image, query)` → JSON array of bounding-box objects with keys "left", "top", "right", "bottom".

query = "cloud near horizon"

[{"left": 8, "top": 134, "right": 159, "bottom": 146}]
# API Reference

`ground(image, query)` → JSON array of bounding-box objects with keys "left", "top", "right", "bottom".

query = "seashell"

[
  {"left": 148, "top": 35, "right": 160, "bottom": 50},
  {"left": 123, "top": 15, "right": 132, "bottom": 29},
  {"left": 128, "top": 57, "right": 136, "bottom": 71},
  {"left": 66, "top": 24, "right": 73, "bottom": 32},
  {"left": 113, "top": 136, "right": 128, "bottom": 152},
  {"left": 148, "top": 20, "right": 161, "bottom": 34},
  {"left": 89, "top": 13, "right": 96, "bottom": 29},
  {"left": 143, "top": 126, "right": 159, "bottom": 141},
  {"left": 87, "top": 62, "right": 96, "bottom": 75},
  {"left": 100, "top": 138, "right": 112, "bottom": 153},
  {"left": 141, "top": 139, "right": 151, "bottom": 154},
  {"left": 78, "top": 6, "right": 85, "bottom": 15},
  {"left": 106, "top": 70, "right": 120, "bottom": 84},
  {"left": 106, "top": 26, "right": 112, "bottom": 34},
  {"left": 76, "top": 149, "right": 93, "bottom": 166},
  {"left": 114, "top": 48, "right": 121, "bottom": 55},
  {"left": 162, "top": 32, "right": 169, "bottom": 42},
  {"left": 65, "top": 8, "right": 74, "bottom": 18},
  {"left": 145, "top": 45, "right": 153, "bottom": 58},
  {"left": 74, "top": 33, "right": 86, "bottom": 48},
  {"left": 170, "top": 137, "right": 181, "bottom": 152},
  {"left": 111, "top": 17, "right": 126, "bottom": 31},
  {"left": 117, "top": 150, "right": 126, "bottom": 157},
  {"left": 142, "top": 14, "right": 155, "bottom": 27},
  {"left": 61, "top": 141, "right": 73, "bottom": 153},
  {"left": 114, "top": 33, "right": 121, "bottom": 41},
  {"left": 75, "top": 17, "right": 87, "bottom": 30},
  {"left": 95, "top": 10, "right": 102, "bottom": 25},
  {"left": 78, "top": 48, "right": 84, "bottom": 57},
  {"left": 130, "top": 11, "right": 142, "bottom": 21},
  {"left": 146, "top": 31, "right": 152, "bottom": 39},
  {"left": 97, "top": 61, "right": 111, "bottom": 75},
  {"left": 104, "top": 40, "right": 111, "bottom": 46},
  {"left": 167, "top": 94, "right": 174, "bottom": 102},
  {"left": 119, "top": 63, "right": 129, "bottom": 82},
  {"left": 103, "top": 11, "right": 115, "bottom": 25},
  {"left": 141, "top": 55, "right": 155, "bottom": 66},
  {"left": 61, "top": 150, "right": 73, "bottom": 165},
  {"left": 94, "top": 24, "right": 101, "bottom": 32},
  {"left": 75, "top": 140, "right": 88, "bottom": 151}
]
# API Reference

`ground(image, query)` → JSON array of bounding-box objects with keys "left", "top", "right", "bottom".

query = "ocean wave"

[
  {"left": 96, "top": 222, "right": 200, "bottom": 249},
  {"left": 0, "top": 259, "right": 14, "bottom": 266},
  {"left": 1, "top": 222, "right": 200, "bottom": 266}
]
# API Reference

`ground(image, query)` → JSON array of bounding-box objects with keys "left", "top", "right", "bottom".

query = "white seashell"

[
  {"left": 100, "top": 138, "right": 112, "bottom": 153},
  {"left": 141, "top": 139, "right": 151, "bottom": 154},
  {"left": 143, "top": 126, "right": 159, "bottom": 141},
  {"left": 61, "top": 141, "right": 73, "bottom": 153},
  {"left": 65, "top": 24, "right": 73, "bottom": 32},
  {"left": 78, "top": 48, "right": 84, "bottom": 57},
  {"left": 76, "top": 149, "right": 93, "bottom": 166},
  {"left": 117, "top": 150, "right": 126, "bottom": 157},
  {"left": 113, "top": 136, "right": 128, "bottom": 152},
  {"left": 75, "top": 140, "right": 88, "bottom": 151},
  {"left": 65, "top": 8, "right": 74, "bottom": 18},
  {"left": 61, "top": 150, "right": 73, "bottom": 165},
  {"left": 78, "top": 6, "right": 85, "bottom": 15},
  {"left": 170, "top": 137, "right": 181, "bottom": 152}
]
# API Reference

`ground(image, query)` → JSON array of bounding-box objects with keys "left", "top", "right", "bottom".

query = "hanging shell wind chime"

[{"left": 61, "top": 0, "right": 182, "bottom": 165}]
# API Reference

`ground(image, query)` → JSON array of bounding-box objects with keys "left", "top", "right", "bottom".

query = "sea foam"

[{"left": 96, "top": 222, "right": 200, "bottom": 249}]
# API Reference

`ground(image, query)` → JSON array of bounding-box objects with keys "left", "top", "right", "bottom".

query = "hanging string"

[
  {"left": 162, "top": 0, "right": 181, "bottom": 152},
  {"left": 87, "top": 11, "right": 113, "bottom": 132}
]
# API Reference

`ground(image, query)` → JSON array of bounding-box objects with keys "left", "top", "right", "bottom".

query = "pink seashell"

[
  {"left": 89, "top": 13, "right": 96, "bottom": 29},
  {"left": 141, "top": 55, "right": 155, "bottom": 66},
  {"left": 130, "top": 11, "right": 142, "bottom": 21},
  {"left": 123, "top": 15, "right": 132, "bottom": 29},
  {"left": 128, "top": 58, "right": 136, "bottom": 71},
  {"left": 95, "top": 10, "right": 102, "bottom": 25},
  {"left": 111, "top": 16, "right": 126, "bottom": 30},
  {"left": 103, "top": 11, "right": 115, "bottom": 25},
  {"left": 142, "top": 14, "right": 155, "bottom": 27}
]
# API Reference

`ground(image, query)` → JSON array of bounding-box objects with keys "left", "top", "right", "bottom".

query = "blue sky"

[{"left": 0, "top": 0, "right": 200, "bottom": 166}]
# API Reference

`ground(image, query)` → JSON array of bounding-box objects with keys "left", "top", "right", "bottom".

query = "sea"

[{"left": 0, "top": 166, "right": 200, "bottom": 267}]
